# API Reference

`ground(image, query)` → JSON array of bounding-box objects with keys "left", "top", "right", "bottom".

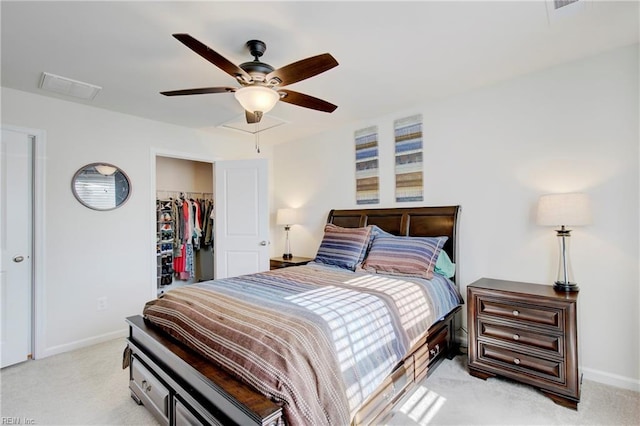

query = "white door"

[
  {"left": 214, "top": 158, "right": 269, "bottom": 278},
  {"left": 1, "top": 128, "right": 33, "bottom": 368}
]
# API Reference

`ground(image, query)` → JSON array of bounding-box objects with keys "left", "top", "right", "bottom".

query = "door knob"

[
  {"left": 13, "top": 255, "right": 25, "bottom": 263},
  {"left": 259, "top": 241, "right": 268, "bottom": 246}
]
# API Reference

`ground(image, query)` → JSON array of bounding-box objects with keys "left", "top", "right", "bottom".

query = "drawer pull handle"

[
  {"left": 512, "top": 310, "right": 520, "bottom": 316},
  {"left": 513, "top": 358, "right": 521, "bottom": 365},
  {"left": 383, "top": 383, "right": 396, "bottom": 401},
  {"left": 429, "top": 344, "right": 440, "bottom": 356},
  {"left": 513, "top": 334, "right": 520, "bottom": 341},
  {"left": 140, "top": 379, "right": 152, "bottom": 393}
]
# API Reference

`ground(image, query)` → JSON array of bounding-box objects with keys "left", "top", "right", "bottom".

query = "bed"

[{"left": 125, "top": 206, "right": 462, "bottom": 426}]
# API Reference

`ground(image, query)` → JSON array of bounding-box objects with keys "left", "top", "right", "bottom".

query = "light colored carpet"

[
  {"left": 1, "top": 338, "right": 156, "bottom": 426},
  {"left": 383, "top": 355, "right": 639, "bottom": 425},
  {"left": 1, "top": 337, "right": 638, "bottom": 425}
]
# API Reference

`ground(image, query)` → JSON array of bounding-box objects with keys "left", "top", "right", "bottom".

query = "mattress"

[{"left": 143, "top": 263, "right": 462, "bottom": 425}]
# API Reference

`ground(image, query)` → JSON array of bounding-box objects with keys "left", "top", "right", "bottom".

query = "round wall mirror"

[{"left": 72, "top": 163, "right": 131, "bottom": 211}]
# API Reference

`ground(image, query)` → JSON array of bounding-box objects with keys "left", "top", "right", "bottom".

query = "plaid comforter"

[{"left": 143, "top": 263, "right": 461, "bottom": 425}]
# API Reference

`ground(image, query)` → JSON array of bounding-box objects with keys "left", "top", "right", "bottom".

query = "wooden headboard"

[{"left": 327, "top": 206, "right": 460, "bottom": 280}]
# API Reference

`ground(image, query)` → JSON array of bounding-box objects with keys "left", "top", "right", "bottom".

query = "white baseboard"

[
  {"left": 38, "top": 329, "right": 127, "bottom": 359},
  {"left": 455, "top": 330, "right": 467, "bottom": 347},
  {"left": 581, "top": 367, "right": 640, "bottom": 392}
]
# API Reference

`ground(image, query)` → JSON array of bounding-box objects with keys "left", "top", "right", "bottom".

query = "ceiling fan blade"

[
  {"left": 245, "top": 110, "right": 263, "bottom": 124},
  {"left": 278, "top": 90, "right": 337, "bottom": 113},
  {"left": 173, "top": 33, "right": 251, "bottom": 81},
  {"left": 160, "top": 87, "right": 236, "bottom": 96},
  {"left": 266, "top": 53, "right": 338, "bottom": 87}
]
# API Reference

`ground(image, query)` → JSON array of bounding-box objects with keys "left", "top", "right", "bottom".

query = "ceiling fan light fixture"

[
  {"left": 234, "top": 86, "right": 279, "bottom": 113},
  {"left": 162, "top": 35, "right": 338, "bottom": 123}
]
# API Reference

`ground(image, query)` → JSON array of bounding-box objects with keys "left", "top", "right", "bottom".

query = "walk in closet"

[{"left": 156, "top": 156, "right": 214, "bottom": 295}]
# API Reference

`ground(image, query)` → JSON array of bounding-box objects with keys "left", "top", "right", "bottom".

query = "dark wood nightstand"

[
  {"left": 269, "top": 256, "right": 314, "bottom": 270},
  {"left": 467, "top": 278, "right": 580, "bottom": 409}
]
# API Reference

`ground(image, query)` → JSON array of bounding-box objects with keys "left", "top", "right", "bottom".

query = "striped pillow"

[
  {"left": 361, "top": 235, "right": 448, "bottom": 279},
  {"left": 313, "top": 224, "right": 372, "bottom": 271}
]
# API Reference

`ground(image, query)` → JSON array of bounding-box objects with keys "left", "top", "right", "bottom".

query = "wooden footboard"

[{"left": 126, "top": 306, "right": 460, "bottom": 426}]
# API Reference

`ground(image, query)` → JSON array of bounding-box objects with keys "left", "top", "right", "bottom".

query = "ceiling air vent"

[
  {"left": 553, "top": 0, "right": 580, "bottom": 10},
  {"left": 546, "top": 0, "right": 586, "bottom": 23},
  {"left": 218, "top": 114, "right": 287, "bottom": 135},
  {"left": 39, "top": 72, "right": 102, "bottom": 100}
]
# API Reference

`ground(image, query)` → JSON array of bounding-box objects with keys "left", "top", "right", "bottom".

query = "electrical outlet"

[{"left": 97, "top": 297, "right": 108, "bottom": 311}]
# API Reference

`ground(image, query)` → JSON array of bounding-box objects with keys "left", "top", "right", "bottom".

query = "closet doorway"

[
  {"left": 156, "top": 156, "right": 214, "bottom": 294},
  {"left": 151, "top": 152, "right": 269, "bottom": 298}
]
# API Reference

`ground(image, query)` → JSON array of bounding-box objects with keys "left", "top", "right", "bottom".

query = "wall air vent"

[
  {"left": 546, "top": 0, "right": 587, "bottom": 23},
  {"left": 39, "top": 72, "right": 102, "bottom": 100}
]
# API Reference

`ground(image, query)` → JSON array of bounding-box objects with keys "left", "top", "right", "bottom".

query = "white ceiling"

[{"left": 1, "top": 1, "right": 638, "bottom": 145}]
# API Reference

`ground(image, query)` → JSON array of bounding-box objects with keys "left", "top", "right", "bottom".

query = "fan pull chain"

[{"left": 254, "top": 121, "right": 260, "bottom": 154}]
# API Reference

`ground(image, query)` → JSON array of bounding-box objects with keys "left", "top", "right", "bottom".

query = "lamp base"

[
  {"left": 282, "top": 253, "right": 293, "bottom": 260},
  {"left": 553, "top": 281, "right": 579, "bottom": 292}
]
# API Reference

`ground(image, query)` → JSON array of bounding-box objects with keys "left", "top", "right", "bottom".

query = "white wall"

[
  {"left": 1, "top": 87, "right": 272, "bottom": 357},
  {"left": 272, "top": 44, "right": 639, "bottom": 390}
]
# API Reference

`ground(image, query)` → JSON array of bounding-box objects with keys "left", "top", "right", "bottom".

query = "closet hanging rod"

[{"left": 156, "top": 190, "right": 213, "bottom": 199}]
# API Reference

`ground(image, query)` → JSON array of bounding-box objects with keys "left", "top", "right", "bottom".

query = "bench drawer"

[{"left": 131, "top": 356, "right": 170, "bottom": 425}]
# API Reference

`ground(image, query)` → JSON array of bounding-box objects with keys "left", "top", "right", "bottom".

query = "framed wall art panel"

[
  {"left": 355, "top": 126, "right": 379, "bottom": 205},
  {"left": 394, "top": 115, "right": 423, "bottom": 202}
]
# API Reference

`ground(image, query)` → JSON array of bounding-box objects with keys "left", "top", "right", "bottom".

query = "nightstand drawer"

[
  {"left": 477, "top": 342, "right": 564, "bottom": 383},
  {"left": 477, "top": 297, "right": 563, "bottom": 331},
  {"left": 478, "top": 319, "right": 563, "bottom": 357}
]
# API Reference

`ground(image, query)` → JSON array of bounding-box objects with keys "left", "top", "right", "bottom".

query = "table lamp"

[
  {"left": 537, "top": 193, "right": 591, "bottom": 292},
  {"left": 276, "top": 208, "right": 297, "bottom": 260}
]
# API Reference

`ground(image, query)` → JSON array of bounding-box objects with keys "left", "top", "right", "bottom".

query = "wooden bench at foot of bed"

[{"left": 126, "top": 314, "right": 283, "bottom": 426}]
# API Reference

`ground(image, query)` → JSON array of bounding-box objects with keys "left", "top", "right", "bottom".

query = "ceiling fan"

[{"left": 160, "top": 34, "right": 339, "bottom": 124}]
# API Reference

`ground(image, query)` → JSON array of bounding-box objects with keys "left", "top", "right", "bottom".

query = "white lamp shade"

[
  {"left": 537, "top": 193, "right": 591, "bottom": 226},
  {"left": 94, "top": 164, "right": 117, "bottom": 176},
  {"left": 276, "top": 208, "right": 297, "bottom": 225},
  {"left": 234, "top": 86, "right": 279, "bottom": 113}
]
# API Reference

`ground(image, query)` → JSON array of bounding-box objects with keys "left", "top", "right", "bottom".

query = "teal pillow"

[{"left": 435, "top": 250, "right": 456, "bottom": 278}]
